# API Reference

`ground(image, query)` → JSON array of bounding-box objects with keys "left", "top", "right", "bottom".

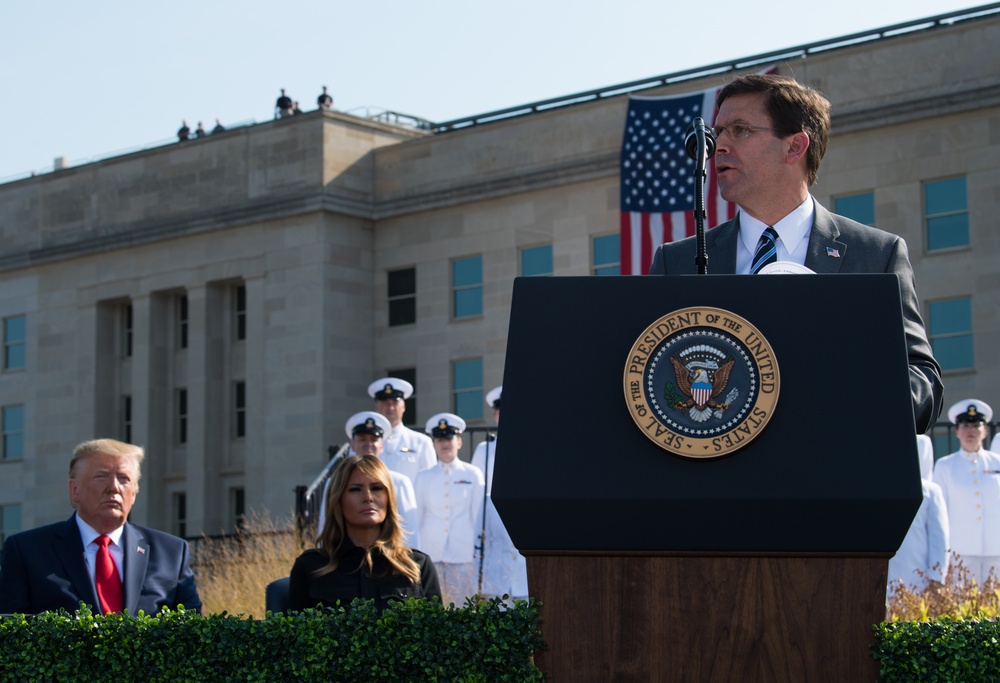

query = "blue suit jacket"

[
  {"left": 0, "top": 514, "right": 202, "bottom": 615},
  {"left": 648, "top": 202, "right": 944, "bottom": 433}
]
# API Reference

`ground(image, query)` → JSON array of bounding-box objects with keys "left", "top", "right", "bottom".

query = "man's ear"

[{"left": 786, "top": 131, "right": 810, "bottom": 165}]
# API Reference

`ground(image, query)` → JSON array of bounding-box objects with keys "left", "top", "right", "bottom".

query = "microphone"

[{"left": 685, "top": 117, "right": 716, "bottom": 160}]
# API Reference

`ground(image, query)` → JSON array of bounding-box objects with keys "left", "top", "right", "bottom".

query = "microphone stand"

[
  {"left": 686, "top": 117, "right": 716, "bottom": 275},
  {"left": 476, "top": 433, "right": 494, "bottom": 595}
]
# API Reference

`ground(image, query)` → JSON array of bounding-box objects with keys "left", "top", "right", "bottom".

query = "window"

[
  {"left": 234, "top": 285, "right": 247, "bottom": 341},
  {"left": 592, "top": 235, "right": 620, "bottom": 276},
  {"left": 176, "top": 294, "right": 189, "bottom": 350},
  {"left": 173, "top": 493, "right": 187, "bottom": 538},
  {"left": 176, "top": 389, "right": 188, "bottom": 445},
  {"left": 122, "top": 302, "right": 133, "bottom": 358},
  {"left": 121, "top": 395, "right": 132, "bottom": 444},
  {"left": 388, "top": 268, "right": 416, "bottom": 327},
  {"left": 453, "top": 359, "right": 484, "bottom": 420},
  {"left": 231, "top": 487, "right": 246, "bottom": 530},
  {"left": 0, "top": 504, "right": 21, "bottom": 544},
  {"left": 925, "top": 177, "right": 969, "bottom": 251},
  {"left": 452, "top": 256, "right": 483, "bottom": 319},
  {"left": 1, "top": 404, "right": 24, "bottom": 460},
  {"left": 520, "top": 245, "right": 553, "bottom": 277},
  {"left": 388, "top": 368, "right": 419, "bottom": 426},
  {"left": 928, "top": 298, "right": 973, "bottom": 371},
  {"left": 834, "top": 192, "right": 875, "bottom": 227},
  {"left": 2, "top": 315, "right": 25, "bottom": 370},
  {"left": 233, "top": 381, "right": 246, "bottom": 438}
]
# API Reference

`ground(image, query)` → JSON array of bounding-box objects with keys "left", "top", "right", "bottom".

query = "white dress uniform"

[
  {"left": 991, "top": 432, "right": 1000, "bottom": 454},
  {"left": 381, "top": 424, "right": 436, "bottom": 483},
  {"left": 933, "top": 399, "right": 1000, "bottom": 585},
  {"left": 887, "top": 481, "right": 949, "bottom": 592},
  {"left": 470, "top": 386, "right": 529, "bottom": 600},
  {"left": 415, "top": 458, "right": 485, "bottom": 563},
  {"left": 473, "top": 386, "right": 504, "bottom": 496},
  {"left": 471, "top": 436, "right": 498, "bottom": 496},
  {"left": 475, "top": 497, "right": 529, "bottom": 601},
  {"left": 933, "top": 447, "right": 1000, "bottom": 584},
  {"left": 367, "top": 376, "right": 436, "bottom": 482}
]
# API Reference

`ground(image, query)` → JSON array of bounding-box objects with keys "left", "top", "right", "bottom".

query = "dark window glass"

[
  {"left": 928, "top": 298, "right": 973, "bottom": 371},
  {"left": 388, "top": 268, "right": 416, "bottom": 327},
  {"left": 521, "top": 245, "right": 553, "bottom": 277},
  {"left": 925, "top": 177, "right": 968, "bottom": 251},
  {"left": 834, "top": 192, "right": 875, "bottom": 227},
  {"left": 592, "top": 235, "right": 621, "bottom": 276}
]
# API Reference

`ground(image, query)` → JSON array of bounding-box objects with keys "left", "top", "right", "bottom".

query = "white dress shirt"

[
  {"left": 75, "top": 515, "right": 125, "bottom": 583},
  {"left": 735, "top": 197, "right": 814, "bottom": 274}
]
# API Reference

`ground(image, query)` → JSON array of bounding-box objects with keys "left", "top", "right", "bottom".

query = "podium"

[{"left": 493, "top": 275, "right": 921, "bottom": 682}]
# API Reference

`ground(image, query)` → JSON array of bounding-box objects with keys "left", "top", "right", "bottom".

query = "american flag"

[{"left": 619, "top": 87, "right": 736, "bottom": 275}]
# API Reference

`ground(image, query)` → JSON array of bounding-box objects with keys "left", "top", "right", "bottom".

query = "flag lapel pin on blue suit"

[{"left": 826, "top": 247, "right": 841, "bottom": 258}]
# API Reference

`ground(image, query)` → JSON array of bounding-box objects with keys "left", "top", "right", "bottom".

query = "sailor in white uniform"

[
  {"left": 317, "top": 411, "right": 420, "bottom": 550},
  {"left": 887, "top": 434, "right": 949, "bottom": 594},
  {"left": 934, "top": 399, "right": 1000, "bottom": 586},
  {"left": 471, "top": 386, "right": 502, "bottom": 495},
  {"left": 414, "top": 413, "right": 485, "bottom": 606},
  {"left": 470, "top": 386, "right": 529, "bottom": 602},
  {"left": 368, "top": 377, "right": 436, "bottom": 483}
]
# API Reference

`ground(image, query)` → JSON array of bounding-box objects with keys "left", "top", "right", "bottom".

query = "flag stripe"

[{"left": 618, "top": 85, "right": 736, "bottom": 274}]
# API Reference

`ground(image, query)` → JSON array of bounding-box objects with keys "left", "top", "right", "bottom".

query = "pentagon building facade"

[{"left": 1, "top": 9, "right": 998, "bottom": 537}]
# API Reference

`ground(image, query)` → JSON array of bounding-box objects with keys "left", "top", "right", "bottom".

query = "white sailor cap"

[
  {"left": 485, "top": 386, "right": 502, "bottom": 410},
  {"left": 425, "top": 413, "right": 466, "bottom": 438},
  {"left": 368, "top": 377, "right": 413, "bottom": 401},
  {"left": 948, "top": 399, "right": 992, "bottom": 425},
  {"left": 345, "top": 411, "right": 392, "bottom": 439}
]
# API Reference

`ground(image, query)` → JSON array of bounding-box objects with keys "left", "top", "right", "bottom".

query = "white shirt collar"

[
  {"left": 738, "top": 196, "right": 815, "bottom": 267},
  {"left": 75, "top": 513, "right": 125, "bottom": 547}
]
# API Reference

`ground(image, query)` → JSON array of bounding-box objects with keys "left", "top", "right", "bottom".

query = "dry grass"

[
  {"left": 194, "top": 518, "right": 999, "bottom": 624},
  {"left": 190, "top": 511, "right": 314, "bottom": 618},
  {"left": 887, "top": 557, "right": 1000, "bottom": 621}
]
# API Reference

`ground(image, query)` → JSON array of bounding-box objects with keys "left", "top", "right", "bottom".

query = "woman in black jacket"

[{"left": 289, "top": 454, "right": 441, "bottom": 611}]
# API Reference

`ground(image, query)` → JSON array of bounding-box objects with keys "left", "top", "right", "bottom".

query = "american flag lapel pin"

[
  {"left": 137, "top": 546, "right": 145, "bottom": 555},
  {"left": 826, "top": 247, "right": 841, "bottom": 258}
]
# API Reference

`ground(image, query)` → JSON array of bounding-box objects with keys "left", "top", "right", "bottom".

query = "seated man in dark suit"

[
  {"left": 0, "top": 439, "right": 202, "bottom": 615},
  {"left": 648, "top": 73, "right": 943, "bottom": 433}
]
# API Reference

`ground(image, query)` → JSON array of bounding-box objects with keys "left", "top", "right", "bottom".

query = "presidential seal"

[{"left": 623, "top": 306, "right": 779, "bottom": 458}]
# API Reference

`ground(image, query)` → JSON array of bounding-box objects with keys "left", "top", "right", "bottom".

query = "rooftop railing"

[{"left": 430, "top": 2, "right": 1000, "bottom": 133}]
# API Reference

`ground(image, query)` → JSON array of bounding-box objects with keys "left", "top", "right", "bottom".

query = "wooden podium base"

[{"left": 528, "top": 552, "right": 889, "bottom": 682}]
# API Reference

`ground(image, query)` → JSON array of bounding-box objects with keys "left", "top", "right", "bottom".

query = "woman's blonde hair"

[{"left": 314, "top": 454, "right": 420, "bottom": 583}]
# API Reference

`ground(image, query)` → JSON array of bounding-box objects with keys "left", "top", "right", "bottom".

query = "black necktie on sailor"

[{"left": 750, "top": 226, "right": 779, "bottom": 274}]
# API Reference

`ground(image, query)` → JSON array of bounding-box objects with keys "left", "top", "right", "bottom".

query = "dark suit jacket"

[
  {"left": 0, "top": 514, "right": 202, "bottom": 615},
  {"left": 648, "top": 202, "right": 944, "bottom": 433}
]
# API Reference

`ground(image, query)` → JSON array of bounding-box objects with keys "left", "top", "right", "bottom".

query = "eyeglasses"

[{"left": 711, "top": 124, "right": 795, "bottom": 141}]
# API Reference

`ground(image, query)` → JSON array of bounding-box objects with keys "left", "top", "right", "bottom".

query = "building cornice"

[{"left": 1, "top": 80, "right": 997, "bottom": 273}]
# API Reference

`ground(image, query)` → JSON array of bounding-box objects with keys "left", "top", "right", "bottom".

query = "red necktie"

[{"left": 94, "top": 535, "right": 123, "bottom": 614}]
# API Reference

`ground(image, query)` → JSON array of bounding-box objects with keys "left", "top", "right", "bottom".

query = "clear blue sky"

[{"left": 0, "top": 0, "right": 990, "bottom": 181}]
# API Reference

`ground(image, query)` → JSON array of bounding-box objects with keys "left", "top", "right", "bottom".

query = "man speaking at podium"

[{"left": 648, "top": 73, "right": 942, "bottom": 433}]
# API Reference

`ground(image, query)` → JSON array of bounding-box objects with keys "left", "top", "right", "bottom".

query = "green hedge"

[
  {"left": 872, "top": 617, "right": 1000, "bottom": 682},
  {"left": 0, "top": 597, "right": 545, "bottom": 682}
]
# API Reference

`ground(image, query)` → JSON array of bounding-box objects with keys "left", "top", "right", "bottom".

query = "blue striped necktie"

[{"left": 750, "top": 226, "right": 779, "bottom": 274}]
